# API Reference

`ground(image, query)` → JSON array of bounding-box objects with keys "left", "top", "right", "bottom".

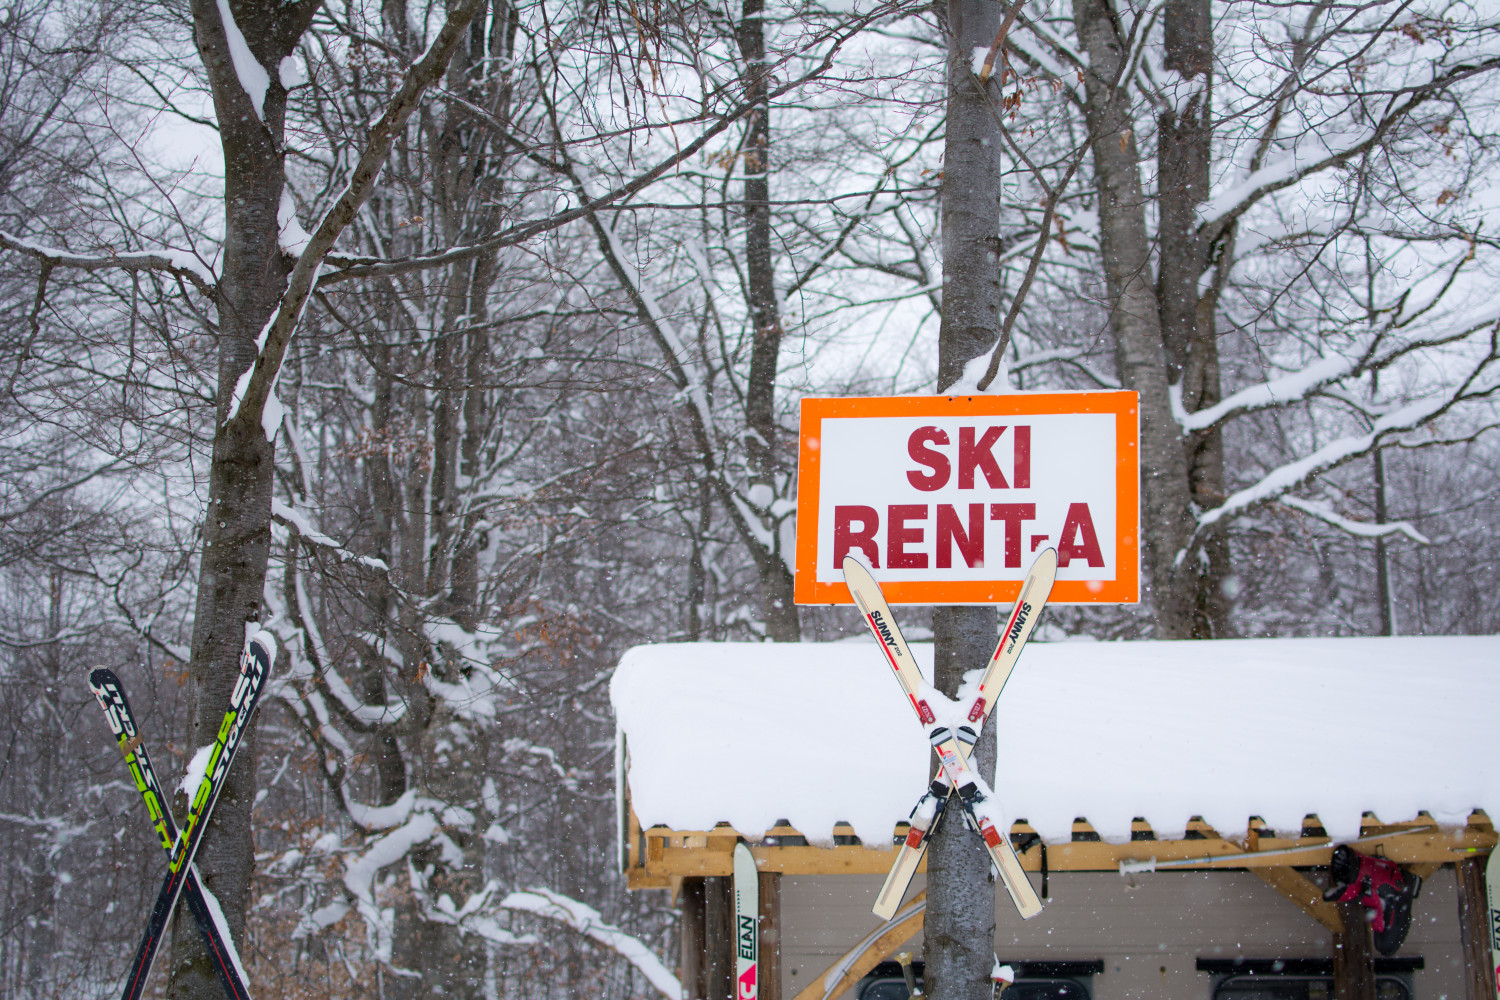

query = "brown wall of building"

[{"left": 780, "top": 869, "right": 1466, "bottom": 1000}]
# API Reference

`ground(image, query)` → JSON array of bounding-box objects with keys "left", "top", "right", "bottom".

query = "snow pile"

[{"left": 611, "top": 635, "right": 1500, "bottom": 845}]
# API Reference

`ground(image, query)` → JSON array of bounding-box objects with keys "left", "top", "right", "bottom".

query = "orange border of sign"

[{"left": 794, "top": 392, "right": 1140, "bottom": 606}]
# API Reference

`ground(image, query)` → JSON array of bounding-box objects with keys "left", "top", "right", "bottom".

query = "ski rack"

[{"left": 622, "top": 808, "right": 1496, "bottom": 889}]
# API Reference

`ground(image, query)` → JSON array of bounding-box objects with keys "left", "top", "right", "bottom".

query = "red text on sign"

[
  {"left": 833, "top": 503, "right": 1103, "bottom": 569},
  {"left": 906, "top": 425, "right": 1031, "bottom": 491}
]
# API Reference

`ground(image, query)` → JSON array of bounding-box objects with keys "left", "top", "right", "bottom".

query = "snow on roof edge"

[{"left": 611, "top": 635, "right": 1500, "bottom": 846}]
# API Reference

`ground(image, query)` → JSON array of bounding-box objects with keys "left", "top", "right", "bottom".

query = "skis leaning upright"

[
  {"left": 733, "top": 842, "right": 759, "bottom": 1000},
  {"left": 843, "top": 553, "right": 1050, "bottom": 920},
  {"left": 870, "top": 548, "right": 1056, "bottom": 919},
  {"left": 112, "top": 631, "right": 275, "bottom": 1000},
  {"left": 89, "top": 667, "right": 253, "bottom": 1000}
]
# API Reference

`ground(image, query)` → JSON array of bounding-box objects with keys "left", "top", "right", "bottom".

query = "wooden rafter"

[
  {"left": 623, "top": 806, "right": 1495, "bottom": 885},
  {"left": 1251, "top": 866, "right": 1342, "bottom": 933},
  {"left": 788, "top": 892, "right": 926, "bottom": 1000}
]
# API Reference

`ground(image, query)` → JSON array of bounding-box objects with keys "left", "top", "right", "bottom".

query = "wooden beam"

[
  {"left": 1251, "top": 866, "right": 1342, "bottom": 933},
  {"left": 1456, "top": 857, "right": 1493, "bottom": 1000},
  {"left": 704, "top": 876, "right": 734, "bottom": 1000},
  {"left": 682, "top": 879, "right": 705, "bottom": 1000},
  {"left": 629, "top": 819, "right": 1495, "bottom": 880},
  {"left": 1333, "top": 899, "right": 1376, "bottom": 1000},
  {"left": 790, "top": 893, "right": 926, "bottom": 1000},
  {"left": 760, "top": 873, "right": 782, "bottom": 1000}
]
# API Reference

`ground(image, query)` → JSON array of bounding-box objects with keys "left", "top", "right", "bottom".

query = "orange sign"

[{"left": 795, "top": 393, "right": 1139, "bottom": 605}]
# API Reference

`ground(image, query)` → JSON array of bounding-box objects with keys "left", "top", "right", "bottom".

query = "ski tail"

[
  {"left": 114, "top": 631, "right": 274, "bottom": 1000},
  {"left": 935, "top": 728, "right": 1042, "bottom": 919},
  {"left": 873, "top": 789, "right": 947, "bottom": 921},
  {"left": 88, "top": 668, "right": 254, "bottom": 1000}
]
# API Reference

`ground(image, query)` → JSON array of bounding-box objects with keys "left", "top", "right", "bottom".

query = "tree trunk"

[
  {"left": 1156, "top": 0, "right": 1232, "bottom": 637},
  {"left": 926, "top": 609, "right": 998, "bottom": 1000},
  {"left": 703, "top": 875, "right": 735, "bottom": 1000},
  {"left": 171, "top": 2, "right": 319, "bottom": 997},
  {"left": 1455, "top": 858, "right": 1493, "bottom": 1000},
  {"left": 1071, "top": 0, "right": 1196, "bottom": 637},
  {"left": 926, "top": 5, "right": 1003, "bottom": 1000},
  {"left": 738, "top": 0, "right": 799, "bottom": 642},
  {"left": 21, "top": 570, "right": 64, "bottom": 996},
  {"left": 1374, "top": 445, "right": 1395, "bottom": 635}
]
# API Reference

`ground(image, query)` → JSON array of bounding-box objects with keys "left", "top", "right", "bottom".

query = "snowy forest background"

[{"left": 4, "top": 0, "right": 1500, "bottom": 995}]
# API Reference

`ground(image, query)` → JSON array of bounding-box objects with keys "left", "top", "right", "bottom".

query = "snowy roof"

[{"left": 611, "top": 635, "right": 1500, "bottom": 847}]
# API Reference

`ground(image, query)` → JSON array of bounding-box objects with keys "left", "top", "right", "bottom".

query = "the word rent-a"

[
  {"left": 829, "top": 423, "right": 1104, "bottom": 572},
  {"left": 797, "top": 392, "right": 1137, "bottom": 604}
]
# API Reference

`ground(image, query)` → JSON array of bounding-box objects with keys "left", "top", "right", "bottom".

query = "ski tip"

[
  {"left": 841, "top": 552, "right": 873, "bottom": 577},
  {"left": 88, "top": 665, "right": 117, "bottom": 686},
  {"left": 247, "top": 629, "right": 278, "bottom": 668}
]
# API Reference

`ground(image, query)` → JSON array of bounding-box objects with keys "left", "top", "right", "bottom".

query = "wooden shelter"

[{"left": 612, "top": 637, "right": 1500, "bottom": 1000}]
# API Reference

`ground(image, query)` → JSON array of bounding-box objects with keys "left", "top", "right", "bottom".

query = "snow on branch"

[
  {"left": 0, "top": 626, "right": 96, "bottom": 649},
  {"left": 344, "top": 813, "right": 440, "bottom": 964},
  {"left": 0, "top": 811, "right": 91, "bottom": 849},
  {"left": 422, "top": 619, "right": 517, "bottom": 721},
  {"left": 1198, "top": 52, "right": 1500, "bottom": 239},
  {"left": 222, "top": 0, "right": 488, "bottom": 441},
  {"left": 1012, "top": 347, "right": 1121, "bottom": 389},
  {"left": 1176, "top": 303, "right": 1500, "bottom": 435},
  {"left": 343, "top": 789, "right": 417, "bottom": 833},
  {"left": 272, "top": 499, "right": 390, "bottom": 573},
  {"left": 214, "top": 0, "right": 269, "bottom": 121},
  {"left": 1278, "top": 495, "right": 1430, "bottom": 544},
  {"left": 0, "top": 230, "right": 216, "bottom": 295},
  {"left": 263, "top": 562, "right": 406, "bottom": 732},
  {"left": 1194, "top": 371, "right": 1499, "bottom": 542},
  {"left": 501, "top": 888, "right": 683, "bottom": 1000},
  {"left": 1173, "top": 355, "right": 1355, "bottom": 433}
]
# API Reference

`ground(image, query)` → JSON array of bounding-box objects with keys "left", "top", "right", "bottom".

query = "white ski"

[
  {"left": 843, "top": 554, "right": 1044, "bottom": 920},
  {"left": 1486, "top": 846, "right": 1500, "bottom": 1000},
  {"left": 734, "top": 842, "right": 759, "bottom": 1000}
]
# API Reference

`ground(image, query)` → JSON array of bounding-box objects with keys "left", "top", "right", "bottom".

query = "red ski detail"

[
  {"left": 967, "top": 698, "right": 987, "bottom": 722},
  {"left": 868, "top": 614, "right": 904, "bottom": 675},
  {"left": 739, "top": 965, "right": 758, "bottom": 1000},
  {"left": 999, "top": 600, "right": 1027, "bottom": 652},
  {"left": 915, "top": 699, "right": 936, "bottom": 725},
  {"left": 905, "top": 828, "right": 925, "bottom": 849}
]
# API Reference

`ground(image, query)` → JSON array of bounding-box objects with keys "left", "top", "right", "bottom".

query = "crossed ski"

[
  {"left": 843, "top": 549, "right": 1056, "bottom": 920},
  {"left": 89, "top": 631, "right": 275, "bottom": 1000}
]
